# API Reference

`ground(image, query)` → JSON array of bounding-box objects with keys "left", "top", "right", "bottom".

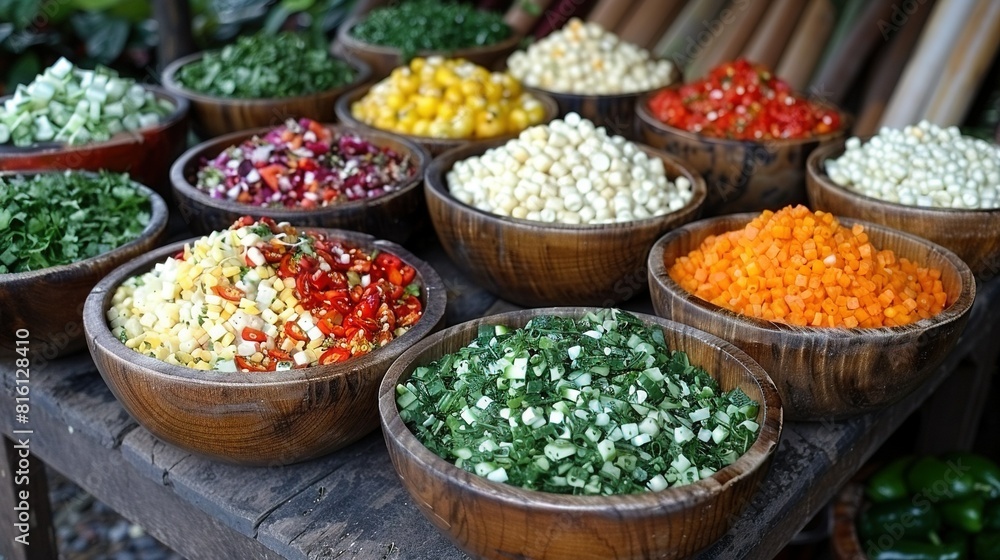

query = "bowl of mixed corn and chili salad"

[
  {"left": 335, "top": 0, "right": 522, "bottom": 79},
  {"left": 336, "top": 56, "right": 558, "bottom": 156},
  {"left": 379, "top": 307, "right": 781, "bottom": 560},
  {"left": 648, "top": 205, "right": 975, "bottom": 421},
  {"left": 636, "top": 58, "right": 846, "bottom": 215},
  {"left": 170, "top": 118, "right": 429, "bottom": 243},
  {"left": 0, "top": 57, "right": 188, "bottom": 194},
  {"left": 0, "top": 170, "right": 168, "bottom": 359},
  {"left": 807, "top": 122, "right": 1000, "bottom": 280},
  {"left": 162, "top": 32, "right": 369, "bottom": 138},
  {"left": 83, "top": 217, "right": 446, "bottom": 465}
]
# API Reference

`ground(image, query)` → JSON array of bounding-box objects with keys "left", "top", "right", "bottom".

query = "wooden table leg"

[{"left": 0, "top": 436, "right": 57, "bottom": 560}]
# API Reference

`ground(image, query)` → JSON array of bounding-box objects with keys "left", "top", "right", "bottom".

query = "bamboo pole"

[
  {"left": 586, "top": 0, "right": 637, "bottom": 31},
  {"left": 741, "top": 0, "right": 807, "bottom": 68},
  {"left": 616, "top": 0, "right": 684, "bottom": 51},
  {"left": 653, "top": 0, "right": 728, "bottom": 60},
  {"left": 775, "top": 0, "right": 836, "bottom": 91},
  {"left": 504, "top": 0, "right": 555, "bottom": 36},
  {"left": 686, "top": 0, "right": 769, "bottom": 79}
]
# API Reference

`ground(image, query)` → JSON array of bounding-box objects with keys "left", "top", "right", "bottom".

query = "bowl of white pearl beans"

[
  {"left": 505, "top": 18, "right": 679, "bottom": 140},
  {"left": 425, "top": 113, "right": 707, "bottom": 307},
  {"left": 807, "top": 120, "right": 1000, "bottom": 279}
]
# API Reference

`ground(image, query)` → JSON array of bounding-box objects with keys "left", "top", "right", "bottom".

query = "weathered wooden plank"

[
  {"left": 0, "top": 437, "right": 57, "bottom": 560},
  {"left": 257, "top": 432, "right": 467, "bottom": 560},
  {"left": 120, "top": 428, "right": 191, "bottom": 486}
]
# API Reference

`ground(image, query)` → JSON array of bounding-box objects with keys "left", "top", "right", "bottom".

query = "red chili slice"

[
  {"left": 278, "top": 253, "right": 299, "bottom": 278},
  {"left": 318, "top": 347, "right": 351, "bottom": 365},
  {"left": 268, "top": 348, "right": 293, "bottom": 362},
  {"left": 212, "top": 285, "right": 245, "bottom": 302},
  {"left": 235, "top": 355, "right": 272, "bottom": 372},
  {"left": 284, "top": 321, "right": 308, "bottom": 342},
  {"left": 242, "top": 327, "right": 267, "bottom": 342}
]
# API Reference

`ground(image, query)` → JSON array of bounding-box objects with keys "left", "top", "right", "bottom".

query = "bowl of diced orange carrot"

[{"left": 647, "top": 205, "right": 975, "bottom": 421}]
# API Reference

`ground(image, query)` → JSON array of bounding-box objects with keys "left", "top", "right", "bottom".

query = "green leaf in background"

[
  {"left": 0, "top": 0, "right": 41, "bottom": 30},
  {"left": 5, "top": 51, "right": 40, "bottom": 89},
  {"left": 282, "top": 0, "right": 315, "bottom": 12},
  {"left": 70, "top": 11, "right": 129, "bottom": 63}
]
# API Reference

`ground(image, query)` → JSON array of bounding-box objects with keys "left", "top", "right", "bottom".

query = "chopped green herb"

[
  {"left": 396, "top": 309, "right": 760, "bottom": 495},
  {"left": 404, "top": 281, "right": 421, "bottom": 297},
  {"left": 175, "top": 32, "right": 355, "bottom": 99},
  {"left": 0, "top": 171, "right": 151, "bottom": 274}
]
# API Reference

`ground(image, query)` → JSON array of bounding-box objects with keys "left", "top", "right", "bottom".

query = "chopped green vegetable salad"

[
  {"left": 397, "top": 309, "right": 761, "bottom": 495},
  {"left": 0, "top": 171, "right": 151, "bottom": 273},
  {"left": 174, "top": 33, "right": 355, "bottom": 99},
  {"left": 0, "top": 57, "right": 174, "bottom": 146},
  {"left": 351, "top": 0, "right": 510, "bottom": 59}
]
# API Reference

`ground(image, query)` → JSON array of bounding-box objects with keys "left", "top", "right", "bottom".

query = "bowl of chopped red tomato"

[
  {"left": 636, "top": 59, "right": 847, "bottom": 216},
  {"left": 170, "top": 118, "right": 431, "bottom": 244},
  {"left": 83, "top": 217, "right": 447, "bottom": 465}
]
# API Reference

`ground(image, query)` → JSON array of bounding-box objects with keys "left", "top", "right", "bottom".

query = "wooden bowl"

[
  {"left": 169, "top": 124, "right": 430, "bottom": 244},
  {"left": 425, "top": 140, "right": 707, "bottom": 307},
  {"left": 82, "top": 229, "right": 447, "bottom": 466},
  {"left": 831, "top": 483, "right": 867, "bottom": 559},
  {"left": 0, "top": 171, "right": 168, "bottom": 360},
  {"left": 334, "top": 15, "right": 523, "bottom": 79},
  {"left": 161, "top": 52, "right": 371, "bottom": 139},
  {"left": 807, "top": 140, "right": 1000, "bottom": 281},
  {"left": 636, "top": 90, "right": 846, "bottom": 215},
  {"left": 334, "top": 84, "right": 559, "bottom": 156},
  {"left": 379, "top": 307, "right": 782, "bottom": 560},
  {"left": 647, "top": 214, "right": 976, "bottom": 421},
  {"left": 0, "top": 87, "right": 189, "bottom": 196}
]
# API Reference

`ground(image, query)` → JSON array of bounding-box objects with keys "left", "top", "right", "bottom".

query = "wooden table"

[{"left": 2, "top": 230, "right": 998, "bottom": 560}]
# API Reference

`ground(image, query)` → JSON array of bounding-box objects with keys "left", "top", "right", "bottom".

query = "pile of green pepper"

[{"left": 859, "top": 452, "right": 1000, "bottom": 559}]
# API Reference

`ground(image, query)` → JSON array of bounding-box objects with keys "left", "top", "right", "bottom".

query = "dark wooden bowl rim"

[
  {"left": 635, "top": 88, "right": 848, "bottom": 148},
  {"left": 160, "top": 51, "right": 372, "bottom": 105},
  {"left": 808, "top": 139, "right": 1000, "bottom": 215},
  {"left": 425, "top": 138, "right": 708, "bottom": 232},
  {"left": 336, "top": 15, "right": 523, "bottom": 60},
  {"left": 0, "top": 170, "right": 168, "bottom": 281},
  {"left": 85, "top": 229, "right": 447, "bottom": 388},
  {"left": 379, "top": 307, "right": 782, "bottom": 511},
  {"left": 0, "top": 86, "right": 189, "bottom": 155},
  {"left": 649, "top": 213, "right": 976, "bottom": 339},
  {"left": 169, "top": 123, "right": 430, "bottom": 218}
]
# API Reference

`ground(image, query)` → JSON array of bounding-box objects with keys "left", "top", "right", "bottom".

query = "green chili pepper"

[
  {"left": 984, "top": 499, "right": 1000, "bottom": 532},
  {"left": 941, "top": 496, "right": 986, "bottom": 534},
  {"left": 859, "top": 499, "right": 941, "bottom": 541},
  {"left": 869, "top": 456, "right": 917, "bottom": 503},
  {"left": 942, "top": 452, "right": 1000, "bottom": 500},
  {"left": 973, "top": 531, "right": 1000, "bottom": 559},
  {"left": 907, "top": 457, "right": 976, "bottom": 500},
  {"left": 867, "top": 540, "right": 966, "bottom": 560}
]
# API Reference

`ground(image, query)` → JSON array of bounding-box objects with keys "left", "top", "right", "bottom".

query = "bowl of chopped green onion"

[
  {"left": 161, "top": 32, "right": 370, "bottom": 138},
  {"left": 0, "top": 170, "right": 168, "bottom": 360},
  {"left": 0, "top": 57, "right": 189, "bottom": 195},
  {"left": 335, "top": 0, "right": 522, "bottom": 80},
  {"left": 379, "top": 307, "right": 782, "bottom": 560}
]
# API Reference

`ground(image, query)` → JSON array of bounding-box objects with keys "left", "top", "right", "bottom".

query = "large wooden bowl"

[
  {"left": 82, "top": 230, "right": 447, "bottom": 466},
  {"left": 334, "top": 84, "right": 559, "bottom": 156},
  {"left": 161, "top": 52, "right": 370, "bottom": 139},
  {"left": 379, "top": 307, "right": 782, "bottom": 560},
  {"left": 426, "top": 140, "right": 707, "bottom": 307},
  {"left": 0, "top": 87, "right": 188, "bottom": 196},
  {"left": 807, "top": 141, "right": 1000, "bottom": 280},
  {"left": 648, "top": 214, "right": 976, "bottom": 421},
  {"left": 0, "top": 171, "right": 168, "bottom": 360},
  {"left": 334, "top": 15, "right": 522, "bottom": 79},
  {"left": 831, "top": 483, "right": 867, "bottom": 559},
  {"left": 170, "top": 124, "right": 430, "bottom": 244},
  {"left": 636, "top": 90, "right": 846, "bottom": 215}
]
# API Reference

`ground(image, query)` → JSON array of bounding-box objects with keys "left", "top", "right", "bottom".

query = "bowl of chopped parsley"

[
  {"left": 161, "top": 32, "right": 370, "bottom": 138},
  {"left": 379, "top": 307, "right": 782, "bottom": 560},
  {"left": 0, "top": 170, "right": 168, "bottom": 359},
  {"left": 335, "top": 0, "right": 521, "bottom": 79}
]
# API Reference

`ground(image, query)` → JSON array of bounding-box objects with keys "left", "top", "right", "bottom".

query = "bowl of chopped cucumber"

[
  {"left": 379, "top": 307, "right": 782, "bottom": 560},
  {"left": 84, "top": 218, "right": 447, "bottom": 466},
  {"left": 161, "top": 32, "right": 370, "bottom": 139},
  {"left": 0, "top": 170, "right": 169, "bottom": 360},
  {"left": 0, "top": 57, "right": 189, "bottom": 195}
]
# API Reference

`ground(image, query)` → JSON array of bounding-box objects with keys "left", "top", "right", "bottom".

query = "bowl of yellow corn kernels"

[
  {"left": 335, "top": 56, "right": 559, "bottom": 155},
  {"left": 83, "top": 218, "right": 447, "bottom": 465}
]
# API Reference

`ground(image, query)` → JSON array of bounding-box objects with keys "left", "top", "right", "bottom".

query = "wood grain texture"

[
  {"left": 740, "top": 0, "right": 807, "bottom": 69},
  {"left": 82, "top": 231, "right": 447, "bottom": 466},
  {"left": 152, "top": 0, "right": 195, "bottom": 69},
  {"left": 0, "top": 437, "right": 57, "bottom": 560},
  {"left": 830, "top": 483, "right": 865, "bottom": 560},
  {"left": 334, "top": 16, "right": 523, "bottom": 80},
  {"left": 0, "top": 88, "right": 189, "bottom": 195},
  {"left": 806, "top": 141, "right": 1000, "bottom": 280},
  {"left": 335, "top": 85, "right": 560, "bottom": 156},
  {"left": 636, "top": 91, "right": 847, "bottom": 215},
  {"left": 0, "top": 174, "right": 168, "bottom": 360},
  {"left": 775, "top": 0, "right": 836, "bottom": 91},
  {"left": 647, "top": 214, "right": 977, "bottom": 421},
  {"left": 377, "top": 307, "right": 782, "bottom": 560},
  {"left": 169, "top": 124, "right": 431, "bottom": 244},
  {"left": 160, "top": 52, "right": 371, "bottom": 139},
  {"left": 425, "top": 140, "right": 707, "bottom": 307}
]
